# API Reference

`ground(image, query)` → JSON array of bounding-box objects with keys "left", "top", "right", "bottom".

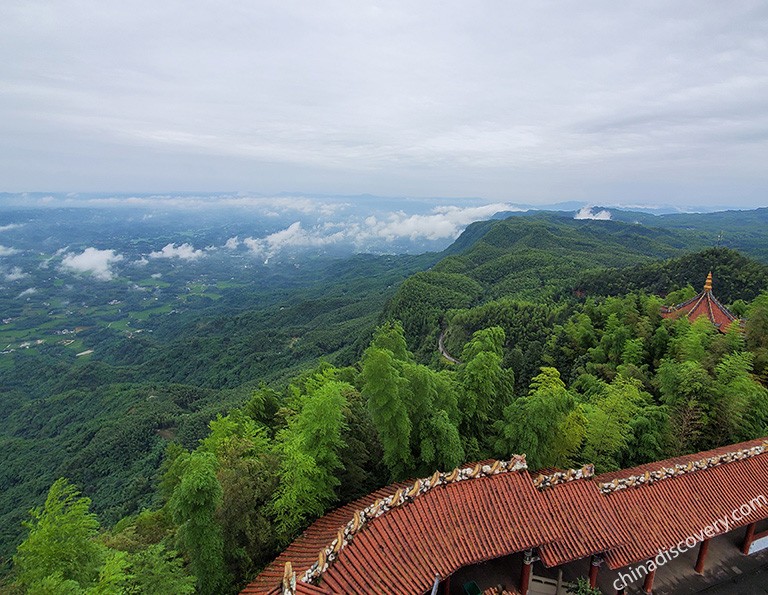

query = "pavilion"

[{"left": 660, "top": 272, "right": 738, "bottom": 332}]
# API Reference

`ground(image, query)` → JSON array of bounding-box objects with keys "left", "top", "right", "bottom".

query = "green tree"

[
  {"left": 168, "top": 451, "right": 227, "bottom": 595},
  {"left": 567, "top": 576, "right": 602, "bottom": 595},
  {"left": 582, "top": 375, "right": 645, "bottom": 471},
  {"left": 713, "top": 352, "right": 768, "bottom": 443},
  {"left": 200, "top": 410, "right": 280, "bottom": 585},
  {"left": 362, "top": 346, "right": 413, "bottom": 479},
  {"left": 272, "top": 377, "right": 348, "bottom": 539},
  {"left": 625, "top": 404, "right": 669, "bottom": 466},
  {"left": 369, "top": 320, "right": 412, "bottom": 361},
  {"left": 85, "top": 550, "right": 131, "bottom": 595},
  {"left": 400, "top": 362, "right": 464, "bottom": 473},
  {"left": 496, "top": 368, "right": 582, "bottom": 469},
  {"left": 656, "top": 359, "right": 711, "bottom": 453},
  {"left": 458, "top": 327, "right": 514, "bottom": 454},
  {"left": 14, "top": 478, "right": 103, "bottom": 590},
  {"left": 746, "top": 292, "right": 768, "bottom": 381},
  {"left": 126, "top": 544, "right": 195, "bottom": 595},
  {"left": 418, "top": 409, "right": 465, "bottom": 471}
]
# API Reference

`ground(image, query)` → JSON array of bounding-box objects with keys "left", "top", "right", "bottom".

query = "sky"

[{"left": 2, "top": 1, "right": 767, "bottom": 208}]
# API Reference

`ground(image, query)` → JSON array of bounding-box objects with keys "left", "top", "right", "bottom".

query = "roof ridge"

[
  {"left": 300, "top": 455, "right": 528, "bottom": 585},
  {"left": 706, "top": 292, "right": 716, "bottom": 324},
  {"left": 598, "top": 442, "right": 768, "bottom": 494},
  {"left": 532, "top": 464, "right": 595, "bottom": 490},
  {"left": 662, "top": 293, "right": 702, "bottom": 313},
  {"left": 708, "top": 291, "right": 737, "bottom": 322},
  {"left": 685, "top": 292, "right": 708, "bottom": 320}
]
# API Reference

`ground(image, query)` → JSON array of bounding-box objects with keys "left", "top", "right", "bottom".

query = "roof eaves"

[{"left": 301, "top": 455, "right": 528, "bottom": 585}]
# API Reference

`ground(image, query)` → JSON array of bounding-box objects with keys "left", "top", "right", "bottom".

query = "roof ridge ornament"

[
  {"left": 532, "top": 464, "right": 595, "bottom": 490},
  {"left": 704, "top": 271, "right": 713, "bottom": 292},
  {"left": 282, "top": 562, "right": 296, "bottom": 595},
  {"left": 597, "top": 442, "right": 768, "bottom": 494}
]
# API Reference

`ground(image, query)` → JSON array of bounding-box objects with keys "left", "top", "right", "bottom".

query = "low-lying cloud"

[
  {"left": 60, "top": 247, "right": 124, "bottom": 280},
  {"left": 243, "top": 222, "right": 344, "bottom": 259},
  {"left": 21, "top": 194, "right": 347, "bottom": 217},
  {"left": 0, "top": 245, "right": 19, "bottom": 256},
  {"left": 4, "top": 266, "right": 28, "bottom": 281},
  {"left": 574, "top": 206, "right": 612, "bottom": 221},
  {"left": 149, "top": 243, "right": 204, "bottom": 260},
  {"left": 240, "top": 202, "right": 522, "bottom": 258},
  {"left": 360, "top": 203, "right": 520, "bottom": 242}
]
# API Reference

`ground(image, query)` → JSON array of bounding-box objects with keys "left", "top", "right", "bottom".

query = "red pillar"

[
  {"left": 642, "top": 566, "right": 656, "bottom": 594},
  {"left": 520, "top": 550, "right": 535, "bottom": 595},
  {"left": 589, "top": 554, "right": 603, "bottom": 588},
  {"left": 695, "top": 538, "right": 710, "bottom": 573},
  {"left": 588, "top": 563, "right": 599, "bottom": 588},
  {"left": 742, "top": 522, "right": 757, "bottom": 555}
]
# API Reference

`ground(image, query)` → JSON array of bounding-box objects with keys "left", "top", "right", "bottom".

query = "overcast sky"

[{"left": 2, "top": 1, "right": 767, "bottom": 208}]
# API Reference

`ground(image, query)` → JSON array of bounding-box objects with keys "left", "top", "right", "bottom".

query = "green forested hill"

[
  {"left": 440, "top": 247, "right": 768, "bottom": 390},
  {"left": 386, "top": 212, "right": 768, "bottom": 360},
  {"left": 0, "top": 252, "right": 436, "bottom": 573},
  {"left": 576, "top": 247, "right": 768, "bottom": 304},
  {"left": 385, "top": 214, "right": 691, "bottom": 358},
  {"left": 609, "top": 206, "right": 768, "bottom": 261},
  {"left": 4, "top": 209, "right": 768, "bottom": 594}
]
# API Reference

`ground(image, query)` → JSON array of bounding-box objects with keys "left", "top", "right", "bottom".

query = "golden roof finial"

[{"left": 704, "top": 271, "right": 713, "bottom": 292}]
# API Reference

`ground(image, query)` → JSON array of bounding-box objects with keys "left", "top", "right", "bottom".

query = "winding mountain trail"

[{"left": 438, "top": 330, "right": 462, "bottom": 364}]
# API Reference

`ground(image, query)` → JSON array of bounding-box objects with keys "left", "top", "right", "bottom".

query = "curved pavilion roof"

[{"left": 661, "top": 272, "right": 738, "bottom": 332}]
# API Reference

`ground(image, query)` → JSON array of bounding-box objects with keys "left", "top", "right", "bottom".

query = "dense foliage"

[
  {"left": 7, "top": 278, "right": 768, "bottom": 592},
  {"left": 0, "top": 252, "right": 435, "bottom": 573},
  {"left": 3, "top": 211, "right": 768, "bottom": 593}
]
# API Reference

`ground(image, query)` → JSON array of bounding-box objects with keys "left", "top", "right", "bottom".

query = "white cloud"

[
  {"left": 0, "top": 224, "right": 22, "bottom": 232},
  {"left": 239, "top": 201, "right": 522, "bottom": 257},
  {"left": 244, "top": 222, "right": 343, "bottom": 259},
  {"left": 60, "top": 247, "right": 124, "bottom": 280},
  {"left": 17, "top": 287, "right": 37, "bottom": 298},
  {"left": 149, "top": 243, "right": 204, "bottom": 260},
  {"left": 40, "top": 247, "right": 68, "bottom": 269},
  {"left": 574, "top": 206, "right": 612, "bottom": 221},
  {"left": 5, "top": 266, "right": 28, "bottom": 281},
  {"left": 151, "top": 272, "right": 162, "bottom": 279},
  {"left": 357, "top": 203, "right": 521, "bottom": 242},
  {"left": 0, "top": 245, "right": 19, "bottom": 256},
  {"left": 224, "top": 236, "right": 240, "bottom": 250},
  {"left": 132, "top": 257, "right": 149, "bottom": 266}
]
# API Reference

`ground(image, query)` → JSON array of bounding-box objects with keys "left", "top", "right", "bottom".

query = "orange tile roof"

[
  {"left": 240, "top": 483, "right": 407, "bottom": 595},
  {"left": 319, "top": 471, "right": 558, "bottom": 594},
  {"left": 537, "top": 479, "right": 630, "bottom": 567},
  {"left": 244, "top": 439, "right": 768, "bottom": 595},
  {"left": 595, "top": 439, "right": 768, "bottom": 569}
]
